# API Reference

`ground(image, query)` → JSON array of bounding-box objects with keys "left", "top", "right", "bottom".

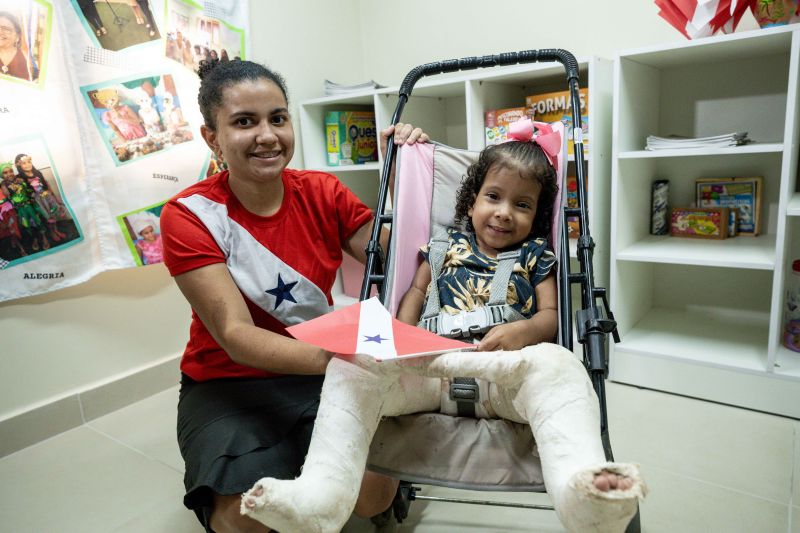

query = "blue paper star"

[
  {"left": 363, "top": 333, "right": 389, "bottom": 344},
  {"left": 266, "top": 274, "right": 298, "bottom": 309}
]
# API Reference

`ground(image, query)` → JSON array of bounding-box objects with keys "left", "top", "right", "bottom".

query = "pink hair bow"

[{"left": 504, "top": 117, "right": 562, "bottom": 172}]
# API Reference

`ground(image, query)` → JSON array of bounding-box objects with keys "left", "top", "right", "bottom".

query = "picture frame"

[
  {"left": 670, "top": 207, "right": 730, "bottom": 239},
  {"left": 695, "top": 177, "right": 762, "bottom": 236}
]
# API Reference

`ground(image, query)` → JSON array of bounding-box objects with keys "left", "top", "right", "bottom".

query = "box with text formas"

[
  {"left": 525, "top": 89, "right": 588, "bottom": 155},
  {"left": 325, "top": 111, "right": 378, "bottom": 166}
]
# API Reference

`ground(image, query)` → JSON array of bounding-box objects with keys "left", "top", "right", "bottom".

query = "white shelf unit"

[
  {"left": 609, "top": 26, "right": 800, "bottom": 418},
  {"left": 299, "top": 57, "right": 614, "bottom": 309}
]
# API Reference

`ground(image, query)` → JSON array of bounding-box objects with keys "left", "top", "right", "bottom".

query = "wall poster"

[{"left": 0, "top": 0, "right": 249, "bottom": 301}]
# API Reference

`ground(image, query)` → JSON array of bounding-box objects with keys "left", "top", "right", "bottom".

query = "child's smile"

[{"left": 468, "top": 164, "right": 541, "bottom": 257}]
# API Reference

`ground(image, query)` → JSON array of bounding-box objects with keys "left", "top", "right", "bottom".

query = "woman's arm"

[
  {"left": 477, "top": 273, "right": 558, "bottom": 351},
  {"left": 174, "top": 263, "right": 332, "bottom": 374},
  {"left": 396, "top": 261, "right": 432, "bottom": 325}
]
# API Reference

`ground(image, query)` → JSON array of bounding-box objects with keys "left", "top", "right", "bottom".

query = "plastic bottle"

[{"left": 784, "top": 259, "right": 800, "bottom": 352}]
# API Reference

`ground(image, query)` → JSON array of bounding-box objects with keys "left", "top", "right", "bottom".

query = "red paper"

[{"left": 287, "top": 297, "right": 474, "bottom": 361}]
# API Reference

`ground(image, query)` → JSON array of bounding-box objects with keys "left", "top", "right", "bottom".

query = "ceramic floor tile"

[
  {"left": 636, "top": 464, "right": 788, "bottom": 533},
  {"left": 0, "top": 426, "right": 186, "bottom": 533},
  {"left": 605, "top": 382, "right": 794, "bottom": 505},
  {"left": 110, "top": 497, "right": 199, "bottom": 532},
  {"left": 88, "top": 386, "right": 184, "bottom": 473}
]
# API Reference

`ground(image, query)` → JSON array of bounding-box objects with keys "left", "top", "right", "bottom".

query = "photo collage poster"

[{"left": 0, "top": 0, "right": 249, "bottom": 301}]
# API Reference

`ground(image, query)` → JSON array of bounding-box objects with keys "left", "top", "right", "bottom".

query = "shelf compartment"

[
  {"left": 774, "top": 346, "right": 800, "bottom": 379},
  {"left": 615, "top": 307, "right": 769, "bottom": 373},
  {"left": 788, "top": 193, "right": 800, "bottom": 216},
  {"left": 615, "top": 42, "right": 791, "bottom": 153},
  {"left": 616, "top": 234, "right": 776, "bottom": 270}
]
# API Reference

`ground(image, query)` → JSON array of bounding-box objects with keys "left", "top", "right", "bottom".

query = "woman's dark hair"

[
  {"left": 197, "top": 59, "right": 288, "bottom": 129},
  {"left": 0, "top": 12, "right": 22, "bottom": 42},
  {"left": 454, "top": 140, "right": 559, "bottom": 241}
]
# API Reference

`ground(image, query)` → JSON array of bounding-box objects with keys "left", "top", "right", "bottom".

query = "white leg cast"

[
  {"left": 422, "top": 344, "right": 647, "bottom": 533},
  {"left": 240, "top": 356, "right": 439, "bottom": 533}
]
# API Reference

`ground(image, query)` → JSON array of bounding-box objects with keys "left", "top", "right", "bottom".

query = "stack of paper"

[
  {"left": 645, "top": 132, "right": 751, "bottom": 150},
  {"left": 324, "top": 79, "right": 385, "bottom": 97}
]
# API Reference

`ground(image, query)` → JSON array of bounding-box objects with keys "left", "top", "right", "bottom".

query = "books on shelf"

[
  {"left": 526, "top": 89, "right": 589, "bottom": 155},
  {"left": 645, "top": 132, "right": 751, "bottom": 150},
  {"left": 696, "top": 177, "right": 762, "bottom": 236},
  {"left": 484, "top": 107, "right": 533, "bottom": 145},
  {"left": 324, "top": 79, "right": 384, "bottom": 96},
  {"left": 325, "top": 111, "right": 378, "bottom": 166}
]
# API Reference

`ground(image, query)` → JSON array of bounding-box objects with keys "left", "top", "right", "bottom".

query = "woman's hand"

[
  {"left": 477, "top": 321, "right": 536, "bottom": 352},
  {"left": 379, "top": 122, "right": 430, "bottom": 159}
]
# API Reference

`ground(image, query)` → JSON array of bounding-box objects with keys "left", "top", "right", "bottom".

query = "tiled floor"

[{"left": 1, "top": 382, "right": 797, "bottom": 533}]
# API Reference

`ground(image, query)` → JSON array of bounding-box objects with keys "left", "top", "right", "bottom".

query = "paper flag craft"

[
  {"left": 655, "top": 0, "right": 752, "bottom": 39},
  {"left": 287, "top": 297, "right": 475, "bottom": 361}
]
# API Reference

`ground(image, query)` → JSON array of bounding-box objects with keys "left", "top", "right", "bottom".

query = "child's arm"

[
  {"left": 478, "top": 273, "right": 558, "bottom": 351},
  {"left": 396, "top": 260, "right": 432, "bottom": 325}
]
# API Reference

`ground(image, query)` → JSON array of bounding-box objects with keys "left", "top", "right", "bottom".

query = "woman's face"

[
  {"left": 203, "top": 79, "right": 294, "bottom": 186},
  {"left": 0, "top": 16, "right": 19, "bottom": 50}
]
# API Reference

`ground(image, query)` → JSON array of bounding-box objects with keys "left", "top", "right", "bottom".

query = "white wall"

[{"left": 0, "top": 0, "right": 762, "bottom": 420}]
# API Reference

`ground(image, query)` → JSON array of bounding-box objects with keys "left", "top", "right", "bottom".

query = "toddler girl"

[{"left": 240, "top": 119, "right": 645, "bottom": 533}]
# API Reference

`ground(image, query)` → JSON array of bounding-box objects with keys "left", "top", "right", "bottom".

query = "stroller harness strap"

[
  {"left": 418, "top": 230, "right": 527, "bottom": 418},
  {"left": 418, "top": 230, "right": 524, "bottom": 339}
]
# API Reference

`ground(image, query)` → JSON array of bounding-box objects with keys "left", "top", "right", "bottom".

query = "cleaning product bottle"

[{"left": 784, "top": 259, "right": 800, "bottom": 352}]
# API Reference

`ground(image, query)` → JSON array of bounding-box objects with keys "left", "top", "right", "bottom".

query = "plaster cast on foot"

[
  {"left": 240, "top": 356, "right": 439, "bottom": 533},
  {"left": 241, "top": 345, "right": 646, "bottom": 533}
]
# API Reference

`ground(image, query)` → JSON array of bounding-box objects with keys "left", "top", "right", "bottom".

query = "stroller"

[{"left": 358, "top": 49, "right": 639, "bottom": 532}]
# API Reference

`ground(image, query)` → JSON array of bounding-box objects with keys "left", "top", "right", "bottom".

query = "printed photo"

[
  {"left": 70, "top": 0, "right": 160, "bottom": 52},
  {"left": 199, "top": 150, "right": 225, "bottom": 180},
  {"left": 118, "top": 201, "right": 164, "bottom": 266},
  {"left": 0, "top": 137, "right": 82, "bottom": 266},
  {"left": 165, "top": 0, "right": 245, "bottom": 73},
  {"left": 82, "top": 74, "right": 194, "bottom": 166},
  {"left": 0, "top": 0, "right": 52, "bottom": 86}
]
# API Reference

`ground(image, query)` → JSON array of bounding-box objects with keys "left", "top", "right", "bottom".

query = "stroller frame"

[{"left": 360, "top": 49, "right": 635, "bottom": 531}]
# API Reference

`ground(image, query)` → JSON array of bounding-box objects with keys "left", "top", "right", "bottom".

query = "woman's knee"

[
  {"left": 353, "top": 471, "right": 398, "bottom": 518},
  {"left": 209, "top": 493, "right": 271, "bottom": 533}
]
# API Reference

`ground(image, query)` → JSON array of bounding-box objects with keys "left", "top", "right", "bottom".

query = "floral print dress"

[{"left": 421, "top": 228, "right": 556, "bottom": 319}]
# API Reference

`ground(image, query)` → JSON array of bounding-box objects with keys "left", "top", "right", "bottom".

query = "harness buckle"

[
  {"left": 436, "top": 305, "right": 507, "bottom": 338},
  {"left": 449, "top": 379, "right": 479, "bottom": 403}
]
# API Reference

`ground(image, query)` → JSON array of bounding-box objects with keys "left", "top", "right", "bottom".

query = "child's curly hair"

[{"left": 454, "top": 140, "right": 559, "bottom": 241}]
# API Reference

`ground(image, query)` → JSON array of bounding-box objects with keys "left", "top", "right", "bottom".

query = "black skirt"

[{"left": 177, "top": 373, "right": 325, "bottom": 523}]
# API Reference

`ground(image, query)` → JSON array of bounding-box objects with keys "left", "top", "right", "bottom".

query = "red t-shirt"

[{"left": 161, "top": 169, "right": 373, "bottom": 381}]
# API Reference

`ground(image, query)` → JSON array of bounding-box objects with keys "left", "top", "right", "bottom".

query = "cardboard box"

[
  {"left": 325, "top": 111, "right": 378, "bottom": 166},
  {"left": 670, "top": 207, "right": 730, "bottom": 239},
  {"left": 484, "top": 107, "right": 533, "bottom": 146}
]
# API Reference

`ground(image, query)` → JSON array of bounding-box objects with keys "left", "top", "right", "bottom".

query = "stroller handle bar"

[{"left": 398, "top": 49, "right": 580, "bottom": 98}]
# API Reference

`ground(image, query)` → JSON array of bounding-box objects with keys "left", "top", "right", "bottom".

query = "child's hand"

[{"left": 477, "top": 321, "right": 535, "bottom": 352}]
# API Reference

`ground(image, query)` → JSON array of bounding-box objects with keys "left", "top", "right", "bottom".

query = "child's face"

[
  {"left": 468, "top": 164, "right": 541, "bottom": 257},
  {"left": 140, "top": 226, "right": 157, "bottom": 241},
  {"left": 1, "top": 167, "right": 13, "bottom": 182},
  {"left": 17, "top": 156, "right": 32, "bottom": 172}
]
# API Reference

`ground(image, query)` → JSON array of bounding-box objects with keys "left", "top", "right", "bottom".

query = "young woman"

[{"left": 160, "top": 58, "right": 426, "bottom": 533}]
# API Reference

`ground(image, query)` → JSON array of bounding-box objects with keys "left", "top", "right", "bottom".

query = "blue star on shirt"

[
  {"left": 266, "top": 274, "right": 298, "bottom": 309},
  {"left": 363, "top": 333, "right": 389, "bottom": 344}
]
